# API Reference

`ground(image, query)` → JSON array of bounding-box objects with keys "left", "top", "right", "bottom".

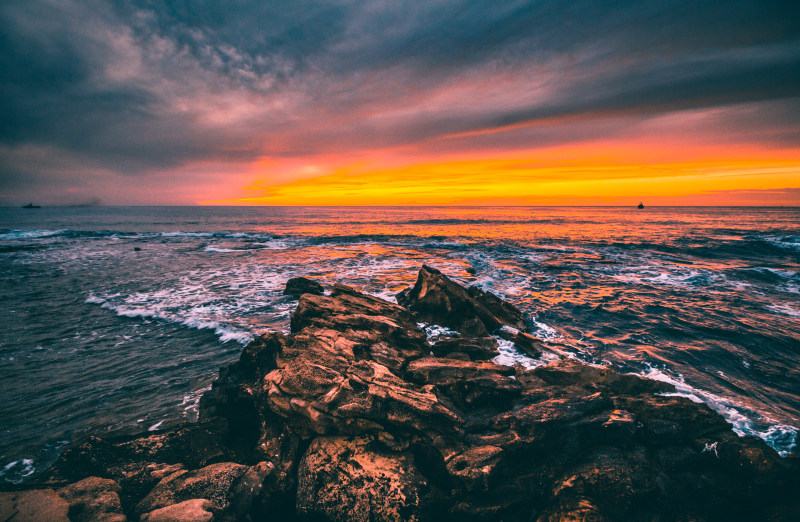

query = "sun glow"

[{"left": 203, "top": 143, "right": 800, "bottom": 206}]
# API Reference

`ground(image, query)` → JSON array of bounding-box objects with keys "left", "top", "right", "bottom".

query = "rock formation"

[
  {"left": 2, "top": 266, "right": 798, "bottom": 521},
  {"left": 283, "top": 277, "right": 324, "bottom": 298}
]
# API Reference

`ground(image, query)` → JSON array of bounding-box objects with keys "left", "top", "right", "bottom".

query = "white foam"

[
  {"left": 204, "top": 246, "right": 241, "bottom": 253},
  {"left": 644, "top": 366, "right": 798, "bottom": 457},
  {"left": 0, "top": 458, "right": 36, "bottom": 483},
  {"left": 532, "top": 319, "right": 561, "bottom": 341},
  {"left": 766, "top": 304, "right": 800, "bottom": 318},
  {"left": 492, "top": 335, "right": 560, "bottom": 370},
  {"left": 84, "top": 293, "right": 107, "bottom": 305},
  {"left": 147, "top": 420, "right": 164, "bottom": 431},
  {"left": 417, "top": 322, "right": 459, "bottom": 341},
  {"left": 85, "top": 289, "right": 256, "bottom": 345},
  {"left": 499, "top": 325, "right": 520, "bottom": 336},
  {"left": 0, "top": 229, "right": 65, "bottom": 240}
]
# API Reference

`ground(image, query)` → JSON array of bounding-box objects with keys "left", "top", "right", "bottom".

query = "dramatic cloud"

[{"left": 1, "top": 0, "right": 798, "bottom": 204}]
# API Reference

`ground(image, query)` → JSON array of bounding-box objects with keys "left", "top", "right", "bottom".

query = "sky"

[{"left": 1, "top": 0, "right": 799, "bottom": 206}]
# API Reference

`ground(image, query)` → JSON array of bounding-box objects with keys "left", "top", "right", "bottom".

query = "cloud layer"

[{"left": 1, "top": 0, "right": 799, "bottom": 204}]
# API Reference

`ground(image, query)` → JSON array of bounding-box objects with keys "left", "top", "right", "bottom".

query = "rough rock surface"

[
  {"left": 58, "top": 476, "right": 126, "bottom": 521},
  {"left": 0, "top": 489, "right": 70, "bottom": 522},
  {"left": 296, "top": 436, "right": 443, "bottom": 521},
  {"left": 4, "top": 266, "right": 799, "bottom": 521},
  {"left": 140, "top": 499, "right": 214, "bottom": 522}
]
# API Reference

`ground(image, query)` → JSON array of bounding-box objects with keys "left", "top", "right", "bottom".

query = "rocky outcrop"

[
  {"left": 397, "top": 264, "right": 526, "bottom": 335},
  {"left": 4, "top": 266, "right": 799, "bottom": 521},
  {"left": 283, "top": 277, "right": 324, "bottom": 298}
]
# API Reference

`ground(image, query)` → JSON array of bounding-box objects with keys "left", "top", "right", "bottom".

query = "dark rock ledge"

[{"left": 2, "top": 265, "right": 799, "bottom": 521}]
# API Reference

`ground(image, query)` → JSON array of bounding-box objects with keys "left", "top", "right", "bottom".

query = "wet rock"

[
  {"left": 57, "top": 477, "right": 126, "bottom": 521},
  {"left": 396, "top": 265, "right": 526, "bottom": 334},
  {"left": 283, "top": 276, "right": 324, "bottom": 297},
  {"left": 140, "top": 499, "right": 215, "bottom": 522},
  {"left": 0, "top": 489, "right": 70, "bottom": 522}
]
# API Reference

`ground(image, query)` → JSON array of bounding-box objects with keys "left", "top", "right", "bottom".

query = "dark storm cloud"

[{"left": 1, "top": 0, "right": 799, "bottom": 201}]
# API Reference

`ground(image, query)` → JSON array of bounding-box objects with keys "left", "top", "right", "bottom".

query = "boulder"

[
  {"left": 283, "top": 277, "right": 324, "bottom": 297},
  {"left": 0, "top": 489, "right": 70, "bottom": 522},
  {"left": 396, "top": 265, "right": 526, "bottom": 334},
  {"left": 57, "top": 476, "right": 126, "bottom": 521}
]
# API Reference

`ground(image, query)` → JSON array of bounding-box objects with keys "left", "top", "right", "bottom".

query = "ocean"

[{"left": 1, "top": 206, "right": 798, "bottom": 483}]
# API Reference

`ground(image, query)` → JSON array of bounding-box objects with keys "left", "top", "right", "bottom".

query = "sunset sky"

[{"left": 1, "top": 0, "right": 799, "bottom": 206}]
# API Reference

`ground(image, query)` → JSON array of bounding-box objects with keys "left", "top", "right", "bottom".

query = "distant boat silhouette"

[
  {"left": 22, "top": 203, "right": 41, "bottom": 209},
  {"left": 637, "top": 202, "right": 644, "bottom": 209}
]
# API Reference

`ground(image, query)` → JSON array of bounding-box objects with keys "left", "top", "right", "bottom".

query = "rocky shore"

[{"left": 2, "top": 266, "right": 798, "bottom": 521}]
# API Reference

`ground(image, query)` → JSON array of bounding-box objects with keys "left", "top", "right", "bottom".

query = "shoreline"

[{"left": 2, "top": 266, "right": 799, "bottom": 520}]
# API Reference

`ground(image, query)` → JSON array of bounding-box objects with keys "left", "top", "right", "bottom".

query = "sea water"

[{"left": 1, "top": 206, "right": 798, "bottom": 483}]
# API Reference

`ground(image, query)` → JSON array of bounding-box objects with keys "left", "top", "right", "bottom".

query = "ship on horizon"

[
  {"left": 637, "top": 202, "right": 644, "bottom": 209},
  {"left": 22, "top": 203, "right": 41, "bottom": 209}
]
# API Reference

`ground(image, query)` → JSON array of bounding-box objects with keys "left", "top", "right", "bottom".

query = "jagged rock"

[
  {"left": 57, "top": 477, "right": 126, "bottom": 521},
  {"left": 0, "top": 489, "right": 70, "bottom": 522},
  {"left": 263, "top": 354, "right": 462, "bottom": 439},
  {"left": 283, "top": 276, "right": 324, "bottom": 297},
  {"left": 296, "top": 436, "right": 443, "bottom": 521},
  {"left": 396, "top": 265, "right": 526, "bottom": 334},
  {"left": 140, "top": 499, "right": 215, "bottom": 522}
]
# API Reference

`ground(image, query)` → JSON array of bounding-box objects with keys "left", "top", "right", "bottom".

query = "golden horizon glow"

[{"left": 200, "top": 142, "right": 800, "bottom": 206}]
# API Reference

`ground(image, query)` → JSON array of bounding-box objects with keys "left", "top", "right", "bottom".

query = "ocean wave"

[
  {"left": 0, "top": 229, "right": 282, "bottom": 242},
  {"left": 757, "top": 234, "right": 800, "bottom": 251},
  {"left": 85, "top": 293, "right": 254, "bottom": 345},
  {"left": 0, "top": 229, "right": 66, "bottom": 240},
  {"left": 203, "top": 239, "right": 295, "bottom": 253},
  {"left": 181, "top": 384, "right": 213, "bottom": 423},
  {"left": 643, "top": 366, "right": 798, "bottom": 457}
]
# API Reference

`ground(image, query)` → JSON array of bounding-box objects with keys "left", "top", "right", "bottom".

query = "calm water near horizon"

[{"left": 1, "top": 206, "right": 799, "bottom": 483}]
